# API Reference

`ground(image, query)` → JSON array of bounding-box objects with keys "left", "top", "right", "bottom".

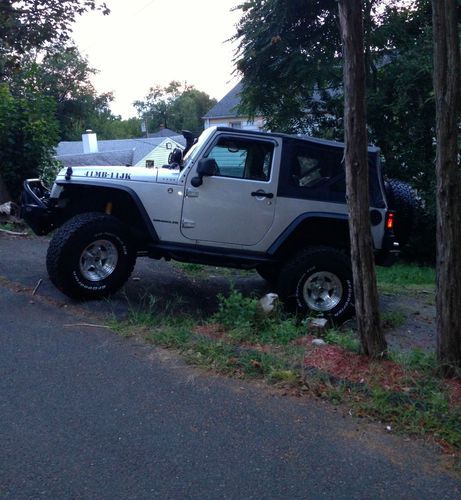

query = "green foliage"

[
  {"left": 134, "top": 81, "right": 217, "bottom": 136},
  {"left": 0, "top": 84, "right": 59, "bottom": 199},
  {"left": 0, "top": 2, "right": 125, "bottom": 199},
  {"left": 360, "top": 382, "right": 461, "bottom": 449},
  {"left": 376, "top": 263, "right": 435, "bottom": 287},
  {"left": 390, "top": 348, "right": 437, "bottom": 373},
  {"left": 0, "top": 0, "right": 109, "bottom": 80},
  {"left": 213, "top": 289, "right": 260, "bottom": 331},
  {"left": 381, "top": 310, "right": 406, "bottom": 329},
  {"left": 9, "top": 47, "right": 140, "bottom": 141},
  {"left": 324, "top": 329, "right": 361, "bottom": 353},
  {"left": 234, "top": 0, "right": 341, "bottom": 133},
  {"left": 112, "top": 285, "right": 460, "bottom": 451},
  {"left": 212, "top": 289, "right": 303, "bottom": 345},
  {"left": 233, "top": 0, "right": 443, "bottom": 261}
]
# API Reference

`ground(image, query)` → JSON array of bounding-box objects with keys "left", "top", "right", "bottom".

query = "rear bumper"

[
  {"left": 375, "top": 232, "right": 400, "bottom": 266},
  {"left": 20, "top": 179, "right": 55, "bottom": 235}
]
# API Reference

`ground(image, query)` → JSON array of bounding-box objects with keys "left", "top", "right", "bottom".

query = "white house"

[
  {"left": 56, "top": 130, "right": 185, "bottom": 168},
  {"left": 202, "top": 82, "right": 265, "bottom": 131}
]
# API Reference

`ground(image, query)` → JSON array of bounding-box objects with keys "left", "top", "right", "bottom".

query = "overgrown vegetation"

[
  {"left": 112, "top": 276, "right": 460, "bottom": 455},
  {"left": 376, "top": 262, "right": 435, "bottom": 294}
]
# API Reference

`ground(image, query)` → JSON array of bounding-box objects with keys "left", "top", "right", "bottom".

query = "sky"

[{"left": 71, "top": 0, "right": 244, "bottom": 119}]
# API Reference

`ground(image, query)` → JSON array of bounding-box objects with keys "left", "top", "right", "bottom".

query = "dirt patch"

[{"left": 380, "top": 290, "right": 436, "bottom": 352}]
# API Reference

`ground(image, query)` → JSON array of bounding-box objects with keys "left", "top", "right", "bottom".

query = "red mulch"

[
  {"left": 304, "top": 343, "right": 411, "bottom": 391},
  {"left": 302, "top": 338, "right": 460, "bottom": 409},
  {"left": 446, "top": 378, "right": 461, "bottom": 406},
  {"left": 194, "top": 326, "right": 461, "bottom": 409}
]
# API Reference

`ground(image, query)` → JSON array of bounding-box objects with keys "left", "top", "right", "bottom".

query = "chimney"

[{"left": 82, "top": 129, "right": 98, "bottom": 154}]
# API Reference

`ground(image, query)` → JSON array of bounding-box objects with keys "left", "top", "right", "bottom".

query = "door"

[{"left": 181, "top": 134, "right": 278, "bottom": 246}]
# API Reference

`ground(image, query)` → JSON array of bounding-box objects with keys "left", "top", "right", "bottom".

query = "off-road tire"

[
  {"left": 277, "top": 246, "right": 354, "bottom": 324},
  {"left": 46, "top": 212, "right": 136, "bottom": 299},
  {"left": 385, "top": 179, "right": 416, "bottom": 246}
]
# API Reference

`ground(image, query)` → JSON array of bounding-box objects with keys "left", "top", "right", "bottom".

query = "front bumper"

[{"left": 20, "top": 179, "right": 55, "bottom": 235}]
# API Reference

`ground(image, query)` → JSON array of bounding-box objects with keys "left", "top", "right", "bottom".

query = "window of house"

[{"left": 206, "top": 137, "right": 274, "bottom": 181}]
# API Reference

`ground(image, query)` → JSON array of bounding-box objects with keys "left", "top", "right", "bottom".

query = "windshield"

[{"left": 182, "top": 127, "right": 216, "bottom": 167}]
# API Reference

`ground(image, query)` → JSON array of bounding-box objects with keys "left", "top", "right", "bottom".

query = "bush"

[
  {"left": 212, "top": 289, "right": 303, "bottom": 345},
  {"left": 0, "top": 84, "right": 59, "bottom": 200}
]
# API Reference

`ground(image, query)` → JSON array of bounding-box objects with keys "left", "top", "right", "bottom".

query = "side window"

[
  {"left": 206, "top": 137, "right": 274, "bottom": 181},
  {"left": 291, "top": 146, "right": 344, "bottom": 191}
]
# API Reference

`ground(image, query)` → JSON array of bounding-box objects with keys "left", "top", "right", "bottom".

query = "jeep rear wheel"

[
  {"left": 46, "top": 213, "right": 136, "bottom": 299},
  {"left": 278, "top": 246, "right": 354, "bottom": 323}
]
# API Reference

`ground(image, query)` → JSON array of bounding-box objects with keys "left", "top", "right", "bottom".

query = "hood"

[{"left": 55, "top": 165, "right": 180, "bottom": 185}]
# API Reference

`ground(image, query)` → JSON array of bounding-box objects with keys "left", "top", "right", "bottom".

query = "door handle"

[{"left": 251, "top": 191, "right": 274, "bottom": 199}]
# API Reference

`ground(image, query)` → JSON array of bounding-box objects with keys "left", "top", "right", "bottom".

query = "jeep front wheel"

[
  {"left": 46, "top": 213, "right": 136, "bottom": 299},
  {"left": 278, "top": 247, "right": 354, "bottom": 323}
]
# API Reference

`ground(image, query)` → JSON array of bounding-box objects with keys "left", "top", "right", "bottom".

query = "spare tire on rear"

[{"left": 385, "top": 179, "right": 416, "bottom": 246}]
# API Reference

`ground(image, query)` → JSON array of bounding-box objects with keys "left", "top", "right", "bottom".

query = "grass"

[
  {"left": 172, "top": 262, "right": 206, "bottom": 277},
  {"left": 357, "top": 380, "right": 460, "bottom": 449},
  {"left": 377, "top": 263, "right": 435, "bottom": 294},
  {"left": 172, "top": 262, "right": 255, "bottom": 279},
  {"left": 110, "top": 267, "right": 460, "bottom": 460},
  {"left": 382, "top": 310, "right": 406, "bottom": 329},
  {"left": 211, "top": 289, "right": 304, "bottom": 345},
  {"left": 0, "top": 221, "right": 28, "bottom": 234},
  {"left": 324, "top": 328, "right": 361, "bottom": 353}
]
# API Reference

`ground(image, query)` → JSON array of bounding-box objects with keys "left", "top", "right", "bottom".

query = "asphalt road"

[{"left": 0, "top": 234, "right": 460, "bottom": 498}]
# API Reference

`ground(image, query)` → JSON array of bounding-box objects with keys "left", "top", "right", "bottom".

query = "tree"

[
  {"left": 0, "top": 84, "right": 59, "bottom": 199},
  {"left": 338, "top": 1, "right": 386, "bottom": 357},
  {"left": 134, "top": 81, "right": 216, "bottom": 135},
  {"left": 233, "top": 0, "right": 341, "bottom": 133},
  {"left": 233, "top": 0, "right": 441, "bottom": 262},
  {"left": 432, "top": 0, "right": 461, "bottom": 375},
  {"left": 0, "top": 0, "right": 110, "bottom": 198},
  {"left": 0, "top": 0, "right": 109, "bottom": 80},
  {"left": 9, "top": 47, "right": 117, "bottom": 140}
]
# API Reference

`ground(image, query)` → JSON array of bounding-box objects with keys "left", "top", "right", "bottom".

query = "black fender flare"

[
  {"left": 268, "top": 212, "right": 350, "bottom": 258},
  {"left": 55, "top": 181, "right": 159, "bottom": 243}
]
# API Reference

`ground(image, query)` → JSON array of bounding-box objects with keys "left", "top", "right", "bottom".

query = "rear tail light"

[{"left": 386, "top": 211, "right": 395, "bottom": 230}]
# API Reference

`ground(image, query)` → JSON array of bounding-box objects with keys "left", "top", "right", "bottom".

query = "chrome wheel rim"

[
  {"left": 79, "top": 239, "right": 118, "bottom": 282},
  {"left": 302, "top": 271, "right": 343, "bottom": 312}
]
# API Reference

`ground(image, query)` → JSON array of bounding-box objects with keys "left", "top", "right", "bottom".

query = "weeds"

[
  {"left": 382, "top": 310, "right": 406, "bottom": 329},
  {"left": 173, "top": 262, "right": 206, "bottom": 277},
  {"left": 358, "top": 382, "right": 460, "bottom": 448},
  {"left": 377, "top": 263, "right": 435, "bottom": 294},
  {"left": 324, "top": 329, "right": 361, "bottom": 353},
  {"left": 390, "top": 349, "right": 437, "bottom": 373},
  {"left": 211, "top": 289, "right": 304, "bottom": 345},
  {"left": 111, "top": 286, "right": 460, "bottom": 457}
]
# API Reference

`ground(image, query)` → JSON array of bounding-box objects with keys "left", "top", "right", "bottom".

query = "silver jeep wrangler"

[{"left": 21, "top": 126, "right": 406, "bottom": 323}]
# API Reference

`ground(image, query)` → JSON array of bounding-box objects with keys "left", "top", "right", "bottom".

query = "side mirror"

[{"left": 191, "top": 158, "right": 219, "bottom": 187}]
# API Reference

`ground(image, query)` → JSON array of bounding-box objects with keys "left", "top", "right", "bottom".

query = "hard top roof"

[{"left": 214, "top": 126, "right": 380, "bottom": 154}]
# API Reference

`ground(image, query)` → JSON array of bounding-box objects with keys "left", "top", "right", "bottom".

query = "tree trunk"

[
  {"left": 432, "top": 0, "right": 461, "bottom": 376},
  {"left": 338, "top": 0, "right": 386, "bottom": 357}
]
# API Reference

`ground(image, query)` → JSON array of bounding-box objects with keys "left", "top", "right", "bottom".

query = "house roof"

[
  {"left": 147, "top": 127, "right": 180, "bottom": 138},
  {"left": 57, "top": 150, "right": 134, "bottom": 168},
  {"left": 203, "top": 82, "right": 243, "bottom": 119},
  {"left": 56, "top": 136, "right": 185, "bottom": 166}
]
